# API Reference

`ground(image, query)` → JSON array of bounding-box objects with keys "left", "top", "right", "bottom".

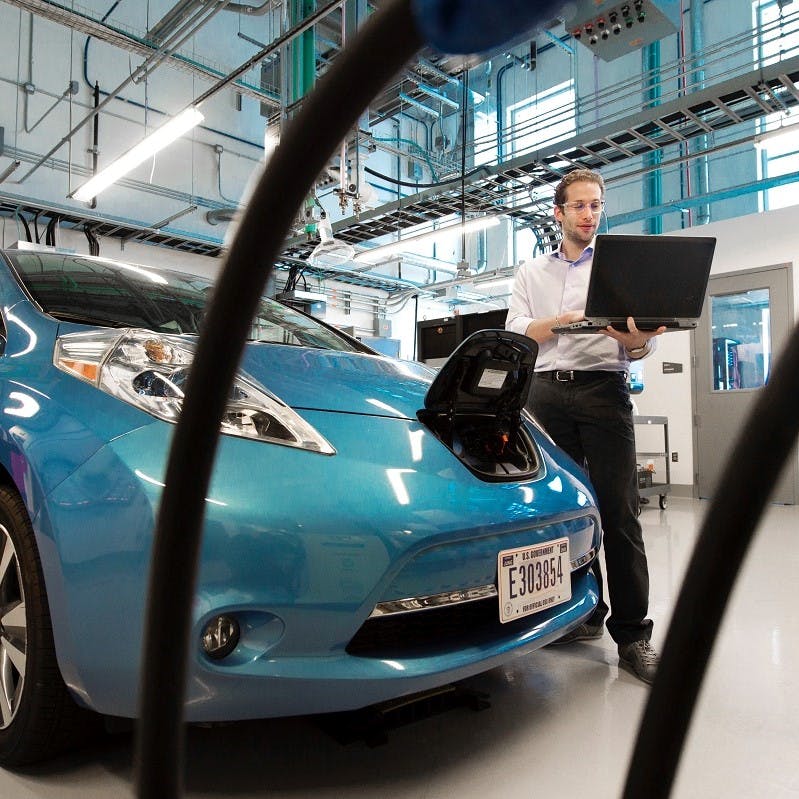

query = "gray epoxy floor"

[{"left": 5, "top": 497, "right": 798, "bottom": 798}]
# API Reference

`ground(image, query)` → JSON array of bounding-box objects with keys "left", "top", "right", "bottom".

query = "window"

[
  {"left": 753, "top": 0, "right": 799, "bottom": 68},
  {"left": 473, "top": 110, "right": 497, "bottom": 167},
  {"left": 505, "top": 81, "right": 575, "bottom": 160},
  {"left": 505, "top": 82, "right": 574, "bottom": 261},
  {"left": 753, "top": 1, "right": 799, "bottom": 210},
  {"left": 710, "top": 289, "right": 771, "bottom": 391}
]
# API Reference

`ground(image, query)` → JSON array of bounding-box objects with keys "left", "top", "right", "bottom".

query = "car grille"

[
  {"left": 346, "top": 595, "right": 534, "bottom": 657},
  {"left": 347, "top": 552, "right": 596, "bottom": 658}
]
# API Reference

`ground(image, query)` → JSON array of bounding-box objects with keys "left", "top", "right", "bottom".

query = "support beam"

[{"left": 606, "top": 171, "right": 799, "bottom": 227}]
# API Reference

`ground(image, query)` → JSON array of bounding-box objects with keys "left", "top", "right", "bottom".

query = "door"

[{"left": 694, "top": 264, "right": 797, "bottom": 503}]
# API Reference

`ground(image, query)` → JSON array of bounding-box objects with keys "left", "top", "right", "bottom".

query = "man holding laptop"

[{"left": 506, "top": 168, "right": 665, "bottom": 684}]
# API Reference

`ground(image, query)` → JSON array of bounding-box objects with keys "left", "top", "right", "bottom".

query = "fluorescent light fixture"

[
  {"left": 73, "top": 106, "right": 204, "bottom": 202},
  {"left": 450, "top": 287, "right": 494, "bottom": 302},
  {"left": 0, "top": 160, "right": 21, "bottom": 183},
  {"left": 474, "top": 270, "right": 515, "bottom": 289},
  {"left": 354, "top": 215, "right": 501, "bottom": 264},
  {"left": 474, "top": 277, "right": 513, "bottom": 291}
]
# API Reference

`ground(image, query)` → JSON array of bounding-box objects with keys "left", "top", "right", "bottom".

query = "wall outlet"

[{"left": 671, "top": 452, "right": 679, "bottom": 462}]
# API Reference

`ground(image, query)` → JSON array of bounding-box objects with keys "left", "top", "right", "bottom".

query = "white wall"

[{"left": 632, "top": 204, "right": 799, "bottom": 491}]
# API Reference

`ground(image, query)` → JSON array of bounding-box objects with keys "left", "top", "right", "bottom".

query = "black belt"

[{"left": 536, "top": 370, "right": 625, "bottom": 383}]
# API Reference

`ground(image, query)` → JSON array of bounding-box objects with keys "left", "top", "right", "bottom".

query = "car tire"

[{"left": 0, "top": 485, "right": 98, "bottom": 766}]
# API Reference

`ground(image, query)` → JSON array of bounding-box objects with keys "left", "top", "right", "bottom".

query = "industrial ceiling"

[{"left": 0, "top": 1, "right": 796, "bottom": 293}]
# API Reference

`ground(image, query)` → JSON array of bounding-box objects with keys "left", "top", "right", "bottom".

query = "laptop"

[{"left": 552, "top": 233, "right": 716, "bottom": 334}]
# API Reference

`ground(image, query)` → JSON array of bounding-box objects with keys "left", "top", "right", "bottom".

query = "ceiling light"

[
  {"left": 73, "top": 106, "right": 204, "bottom": 202},
  {"left": 474, "top": 272, "right": 514, "bottom": 289},
  {"left": 0, "top": 160, "right": 21, "bottom": 183},
  {"left": 354, "top": 216, "right": 502, "bottom": 264},
  {"left": 444, "top": 285, "right": 502, "bottom": 306}
]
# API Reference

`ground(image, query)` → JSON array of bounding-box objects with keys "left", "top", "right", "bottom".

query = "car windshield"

[{"left": 5, "top": 250, "right": 362, "bottom": 352}]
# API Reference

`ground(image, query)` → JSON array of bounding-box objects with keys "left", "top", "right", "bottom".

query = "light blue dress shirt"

[{"left": 506, "top": 243, "right": 656, "bottom": 373}]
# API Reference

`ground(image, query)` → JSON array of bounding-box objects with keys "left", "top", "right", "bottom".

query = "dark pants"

[{"left": 528, "top": 372, "right": 653, "bottom": 645}]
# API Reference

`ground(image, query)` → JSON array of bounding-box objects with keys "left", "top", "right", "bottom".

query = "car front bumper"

[{"left": 41, "top": 410, "right": 600, "bottom": 720}]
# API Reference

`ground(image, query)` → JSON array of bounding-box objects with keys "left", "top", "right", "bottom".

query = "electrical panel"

[
  {"left": 374, "top": 317, "right": 392, "bottom": 337},
  {"left": 563, "top": 0, "right": 681, "bottom": 61}
]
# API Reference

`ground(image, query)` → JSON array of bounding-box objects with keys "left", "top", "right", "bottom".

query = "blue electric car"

[{"left": 0, "top": 248, "right": 600, "bottom": 764}]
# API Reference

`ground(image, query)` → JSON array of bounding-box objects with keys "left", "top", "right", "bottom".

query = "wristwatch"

[{"left": 627, "top": 342, "right": 649, "bottom": 358}]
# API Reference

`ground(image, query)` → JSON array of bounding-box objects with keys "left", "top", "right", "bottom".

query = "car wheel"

[
  {"left": 659, "top": 495, "right": 668, "bottom": 510},
  {"left": 0, "top": 485, "right": 97, "bottom": 766}
]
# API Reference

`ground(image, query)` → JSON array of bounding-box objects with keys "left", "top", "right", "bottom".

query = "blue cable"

[{"left": 412, "top": 0, "right": 566, "bottom": 54}]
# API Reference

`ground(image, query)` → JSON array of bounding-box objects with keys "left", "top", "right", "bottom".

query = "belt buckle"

[{"left": 555, "top": 370, "right": 574, "bottom": 382}]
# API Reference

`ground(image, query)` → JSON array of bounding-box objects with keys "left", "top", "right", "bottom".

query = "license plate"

[{"left": 497, "top": 537, "right": 571, "bottom": 623}]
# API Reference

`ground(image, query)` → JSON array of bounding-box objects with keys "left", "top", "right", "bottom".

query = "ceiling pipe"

[
  {"left": 146, "top": 0, "right": 205, "bottom": 43},
  {"left": 690, "top": 0, "right": 711, "bottom": 225},
  {"left": 134, "top": 1, "right": 238, "bottom": 84},
  {"left": 192, "top": 0, "right": 345, "bottom": 107},
  {"left": 606, "top": 169, "right": 799, "bottom": 227},
  {"left": 151, "top": 204, "right": 198, "bottom": 229},
  {"left": 0, "top": 161, "right": 22, "bottom": 183},
  {"left": 13, "top": 0, "right": 278, "bottom": 104},
  {"left": 205, "top": 207, "right": 238, "bottom": 224},
  {"left": 140, "top": 1, "right": 282, "bottom": 41},
  {"left": 642, "top": 42, "right": 663, "bottom": 235},
  {"left": 18, "top": 0, "right": 236, "bottom": 185}
]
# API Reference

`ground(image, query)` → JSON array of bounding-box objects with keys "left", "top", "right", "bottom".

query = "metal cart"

[{"left": 633, "top": 415, "right": 671, "bottom": 510}]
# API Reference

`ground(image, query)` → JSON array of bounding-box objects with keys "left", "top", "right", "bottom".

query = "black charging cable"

[
  {"left": 133, "top": 0, "right": 796, "bottom": 794},
  {"left": 623, "top": 320, "right": 799, "bottom": 798},
  {"left": 134, "top": 2, "right": 422, "bottom": 796}
]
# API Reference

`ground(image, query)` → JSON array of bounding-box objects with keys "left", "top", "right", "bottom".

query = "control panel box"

[{"left": 563, "top": 0, "right": 681, "bottom": 61}]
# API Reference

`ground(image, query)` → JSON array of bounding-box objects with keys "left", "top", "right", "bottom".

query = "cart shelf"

[{"left": 633, "top": 415, "right": 671, "bottom": 511}]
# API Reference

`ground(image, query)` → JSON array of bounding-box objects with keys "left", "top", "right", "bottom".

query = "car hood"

[{"left": 238, "top": 344, "right": 436, "bottom": 419}]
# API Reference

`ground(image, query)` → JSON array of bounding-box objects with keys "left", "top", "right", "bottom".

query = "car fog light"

[{"left": 202, "top": 615, "right": 240, "bottom": 660}]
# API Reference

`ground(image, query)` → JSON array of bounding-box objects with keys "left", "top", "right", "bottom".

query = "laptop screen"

[{"left": 585, "top": 234, "right": 716, "bottom": 320}]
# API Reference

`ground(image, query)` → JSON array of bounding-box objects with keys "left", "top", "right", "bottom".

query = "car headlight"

[{"left": 53, "top": 329, "right": 335, "bottom": 454}]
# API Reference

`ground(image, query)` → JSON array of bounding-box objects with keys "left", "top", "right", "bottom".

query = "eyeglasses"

[{"left": 558, "top": 200, "right": 605, "bottom": 215}]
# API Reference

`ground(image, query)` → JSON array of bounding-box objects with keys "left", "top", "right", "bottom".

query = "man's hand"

[
  {"left": 527, "top": 309, "right": 585, "bottom": 343},
  {"left": 558, "top": 309, "right": 586, "bottom": 327},
  {"left": 599, "top": 316, "right": 666, "bottom": 352}
]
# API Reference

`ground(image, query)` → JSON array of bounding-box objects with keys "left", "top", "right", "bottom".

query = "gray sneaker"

[
  {"left": 618, "top": 640, "right": 659, "bottom": 684},
  {"left": 548, "top": 622, "right": 604, "bottom": 646}
]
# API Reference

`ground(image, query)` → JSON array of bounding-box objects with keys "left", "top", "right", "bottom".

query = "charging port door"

[{"left": 419, "top": 330, "right": 540, "bottom": 481}]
